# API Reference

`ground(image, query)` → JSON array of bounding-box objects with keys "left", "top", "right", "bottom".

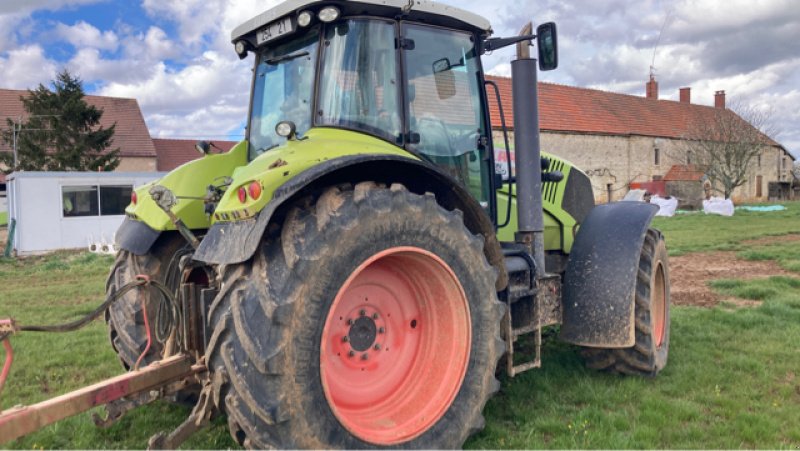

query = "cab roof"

[{"left": 231, "top": 0, "right": 493, "bottom": 43}]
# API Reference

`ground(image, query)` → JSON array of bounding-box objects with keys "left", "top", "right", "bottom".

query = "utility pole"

[{"left": 12, "top": 116, "right": 20, "bottom": 170}]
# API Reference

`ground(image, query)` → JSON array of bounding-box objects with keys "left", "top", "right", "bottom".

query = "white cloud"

[
  {"left": 99, "top": 50, "right": 250, "bottom": 137},
  {"left": 0, "top": 45, "right": 58, "bottom": 89},
  {"left": 55, "top": 20, "right": 118, "bottom": 51}
]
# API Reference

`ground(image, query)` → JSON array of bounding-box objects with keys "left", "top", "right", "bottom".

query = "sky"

[{"left": 0, "top": 0, "right": 798, "bottom": 158}]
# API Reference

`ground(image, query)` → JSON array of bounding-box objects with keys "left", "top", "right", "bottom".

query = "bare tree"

[{"left": 671, "top": 99, "right": 777, "bottom": 199}]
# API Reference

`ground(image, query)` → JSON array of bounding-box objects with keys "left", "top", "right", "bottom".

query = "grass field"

[
  {"left": 1, "top": 202, "right": 799, "bottom": 449},
  {"left": 0, "top": 211, "right": 7, "bottom": 226}
]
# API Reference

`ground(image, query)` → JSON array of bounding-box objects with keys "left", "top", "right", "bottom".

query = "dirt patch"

[
  {"left": 670, "top": 251, "right": 794, "bottom": 307},
  {"left": 741, "top": 233, "right": 800, "bottom": 246},
  {"left": 0, "top": 227, "right": 7, "bottom": 247}
]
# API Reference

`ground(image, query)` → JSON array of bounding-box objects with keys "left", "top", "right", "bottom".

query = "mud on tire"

[
  {"left": 206, "top": 182, "right": 506, "bottom": 448},
  {"left": 582, "top": 229, "right": 670, "bottom": 376}
]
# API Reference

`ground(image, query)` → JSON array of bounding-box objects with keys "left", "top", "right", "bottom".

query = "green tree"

[
  {"left": 1, "top": 69, "right": 120, "bottom": 173},
  {"left": 670, "top": 99, "right": 777, "bottom": 199}
]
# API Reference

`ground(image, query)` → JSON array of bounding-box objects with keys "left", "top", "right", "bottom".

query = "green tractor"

[{"left": 109, "top": 0, "right": 670, "bottom": 447}]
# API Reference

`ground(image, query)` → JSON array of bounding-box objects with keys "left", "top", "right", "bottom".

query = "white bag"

[
  {"left": 650, "top": 195, "right": 678, "bottom": 217},
  {"left": 703, "top": 196, "right": 734, "bottom": 216}
]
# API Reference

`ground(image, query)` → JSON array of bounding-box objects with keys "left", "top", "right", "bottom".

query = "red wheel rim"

[
  {"left": 652, "top": 262, "right": 667, "bottom": 348},
  {"left": 320, "top": 246, "right": 471, "bottom": 445}
]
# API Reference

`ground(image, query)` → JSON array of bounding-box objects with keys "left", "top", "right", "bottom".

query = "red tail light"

[
  {"left": 237, "top": 186, "right": 247, "bottom": 203},
  {"left": 248, "top": 181, "right": 262, "bottom": 200},
  {"left": 131, "top": 191, "right": 138, "bottom": 205}
]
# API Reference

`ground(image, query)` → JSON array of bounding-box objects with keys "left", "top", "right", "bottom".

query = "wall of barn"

[{"left": 493, "top": 130, "right": 793, "bottom": 203}]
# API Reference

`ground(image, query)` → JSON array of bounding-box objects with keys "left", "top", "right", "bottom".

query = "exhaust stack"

[{"left": 511, "top": 23, "right": 545, "bottom": 272}]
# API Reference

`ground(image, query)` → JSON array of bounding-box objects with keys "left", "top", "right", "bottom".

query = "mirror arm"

[{"left": 481, "top": 34, "right": 535, "bottom": 54}]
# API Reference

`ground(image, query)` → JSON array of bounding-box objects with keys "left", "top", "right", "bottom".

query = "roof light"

[
  {"left": 297, "top": 10, "right": 313, "bottom": 27},
  {"left": 234, "top": 40, "right": 249, "bottom": 59},
  {"left": 275, "top": 120, "right": 297, "bottom": 139},
  {"left": 318, "top": 6, "right": 340, "bottom": 23}
]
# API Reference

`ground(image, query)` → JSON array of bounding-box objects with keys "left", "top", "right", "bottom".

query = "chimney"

[
  {"left": 714, "top": 90, "right": 726, "bottom": 109},
  {"left": 679, "top": 87, "right": 691, "bottom": 103},
  {"left": 646, "top": 74, "right": 658, "bottom": 99}
]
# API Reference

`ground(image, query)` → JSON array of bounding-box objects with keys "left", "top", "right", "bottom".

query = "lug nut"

[
  {"left": 372, "top": 313, "right": 379, "bottom": 319},
  {"left": 348, "top": 350, "right": 355, "bottom": 357},
  {"left": 361, "top": 353, "right": 369, "bottom": 360},
  {"left": 359, "top": 309, "right": 366, "bottom": 316},
  {"left": 347, "top": 318, "right": 354, "bottom": 325},
  {"left": 342, "top": 336, "right": 349, "bottom": 343},
  {"left": 378, "top": 327, "right": 385, "bottom": 334},
  {"left": 374, "top": 343, "right": 381, "bottom": 350}
]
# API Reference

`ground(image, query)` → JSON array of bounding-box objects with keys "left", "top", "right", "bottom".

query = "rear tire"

[
  {"left": 207, "top": 183, "right": 505, "bottom": 448},
  {"left": 582, "top": 229, "right": 670, "bottom": 376}
]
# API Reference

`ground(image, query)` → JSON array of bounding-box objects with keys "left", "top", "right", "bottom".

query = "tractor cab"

[{"left": 234, "top": 0, "right": 497, "bottom": 210}]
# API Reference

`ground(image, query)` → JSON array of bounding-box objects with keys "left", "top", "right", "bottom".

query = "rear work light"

[
  {"left": 237, "top": 186, "right": 247, "bottom": 203},
  {"left": 131, "top": 191, "right": 138, "bottom": 205}
]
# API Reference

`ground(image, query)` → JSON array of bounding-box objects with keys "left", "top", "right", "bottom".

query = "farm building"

[
  {"left": 486, "top": 76, "right": 796, "bottom": 203},
  {"left": 5, "top": 171, "right": 163, "bottom": 255}
]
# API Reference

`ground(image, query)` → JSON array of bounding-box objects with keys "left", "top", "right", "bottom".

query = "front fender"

[
  {"left": 559, "top": 201, "right": 659, "bottom": 348},
  {"left": 193, "top": 154, "right": 507, "bottom": 289}
]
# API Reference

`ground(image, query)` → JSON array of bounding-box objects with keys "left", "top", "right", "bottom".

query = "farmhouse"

[{"left": 486, "top": 76, "right": 796, "bottom": 203}]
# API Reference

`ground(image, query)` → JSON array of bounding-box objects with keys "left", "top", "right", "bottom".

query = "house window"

[
  {"left": 757, "top": 154, "right": 761, "bottom": 167},
  {"left": 63, "top": 186, "right": 99, "bottom": 217},
  {"left": 100, "top": 186, "right": 133, "bottom": 215},
  {"left": 62, "top": 184, "right": 133, "bottom": 217},
  {"left": 686, "top": 151, "right": 692, "bottom": 165},
  {"left": 654, "top": 148, "right": 660, "bottom": 166}
]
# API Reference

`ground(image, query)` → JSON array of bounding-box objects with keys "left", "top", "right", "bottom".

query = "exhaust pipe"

[
  {"left": 511, "top": 22, "right": 545, "bottom": 273},
  {"left": 511, "top": 23, "right": 544, "bottom": 274}
]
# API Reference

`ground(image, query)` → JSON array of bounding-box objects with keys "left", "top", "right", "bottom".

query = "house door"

[{"left": 756, "top": 175, "right": 763, "bottom": 197}]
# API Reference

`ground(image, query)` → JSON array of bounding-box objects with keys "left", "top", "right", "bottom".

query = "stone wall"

[{"left": 493, "top": 129, "right": 792, "bottom": 203}]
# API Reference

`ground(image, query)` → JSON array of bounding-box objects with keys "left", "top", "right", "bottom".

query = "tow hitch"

[{"left": 0, "top": 275, "right": 215, "bottom": 448}]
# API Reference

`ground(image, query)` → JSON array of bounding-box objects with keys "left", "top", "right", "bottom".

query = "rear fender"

[
  {"left": 559, "top": 201, "right": 658, "bottom": 348},
  {"left": 193, "top": 154, "right": 508, "bottom": 290}
]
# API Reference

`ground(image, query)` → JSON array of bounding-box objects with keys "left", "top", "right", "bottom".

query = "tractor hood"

[
  {"left": 211, "top": 128, "right": 414, "bottom": 223},
  {"left": 125, "top": 141, "right": 248, "bottom": 231}
]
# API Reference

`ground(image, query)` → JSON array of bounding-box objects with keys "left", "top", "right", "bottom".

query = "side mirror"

[
  {"left": 432, "top": 58, "right": 451, "bottom": 73},
  {"left": 536, "top": 22, "right": 558, "bottom": 71},
  {"left": 195, "top": 140, "right": 211, "bottom": 155}
]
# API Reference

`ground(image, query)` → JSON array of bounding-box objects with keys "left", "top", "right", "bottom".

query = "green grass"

[
  {"left": 737, "top": 239, "right": 800, "bottom": 272},
  {"left": 2, "top": 203, "right": 800, "bottom": 449},
  {"left": 651, "top": 201, "right": 800, "bottom": 255},
  {"left": 0, "top": 211, "right": 6, "bottom": 226}
]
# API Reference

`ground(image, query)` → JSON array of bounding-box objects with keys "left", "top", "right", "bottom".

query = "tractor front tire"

[
  {"left": 207, "top": 183, "right": 505, "bottom": 448},
  {"left": 105, "top": 235, "right": 189, "bottom": 369},
  {"left": 582, "top": 229, "right": 670, "bottom": 376}
]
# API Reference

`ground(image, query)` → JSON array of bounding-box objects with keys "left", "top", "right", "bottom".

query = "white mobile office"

[{"left": 6, "top": 171, "right": 164, "bottom": 255}]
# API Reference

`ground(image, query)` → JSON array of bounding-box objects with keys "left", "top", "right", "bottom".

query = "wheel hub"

[{"left": 347, "top": 316, "right": 377, "bottom": 352}]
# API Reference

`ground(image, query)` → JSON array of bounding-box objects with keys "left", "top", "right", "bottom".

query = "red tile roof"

[
  {"left": 485, "top": 76, "right": 779, "bottom": 146},
  {"left": 153, "top": 138, "right": 239, "bottom": 171},
  {"left": 0, "top": 88, "right": 156, "bottom": 158},
  {"left": 663, "top": 164, "right": 705, "bottom": 181}
]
